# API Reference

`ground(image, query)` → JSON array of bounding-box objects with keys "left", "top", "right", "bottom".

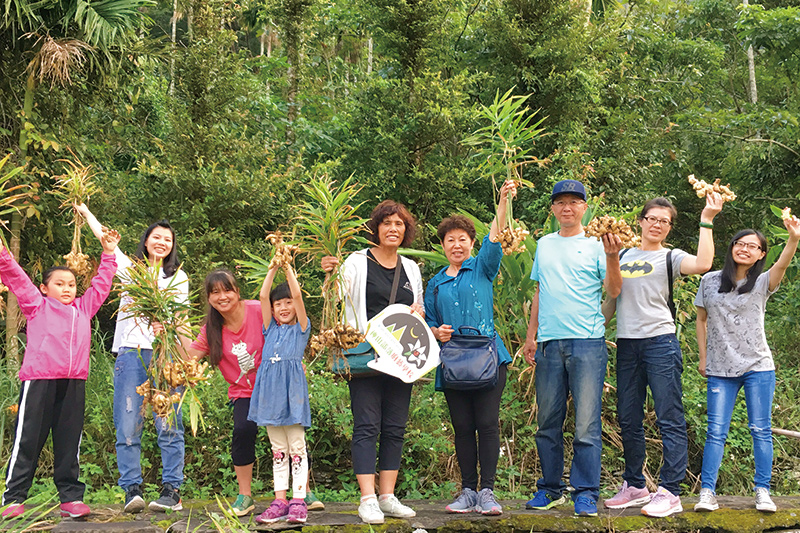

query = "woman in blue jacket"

[{"left": 424, "top": 179, "right": 516, "bottom": 515}]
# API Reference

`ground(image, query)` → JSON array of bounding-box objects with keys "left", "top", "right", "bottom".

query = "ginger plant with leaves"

[
  {"left": 119, "top": 261, "right": 208, "bottom": 434},
  {"left": 462, "top": 88, "right": 547, "bottom": 254},
  {"left": 50, "top": 155, "right": 100, "bottom": 284},
  {"left": 295, "top": 173, "right": 368, "bottom": 365},
  {"left": 0, "top": 154, "right": 36, "bottom": 317}
]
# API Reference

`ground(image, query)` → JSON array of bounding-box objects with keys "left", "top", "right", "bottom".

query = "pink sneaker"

[
  {"left": 255, "top": 499, "right": 289, "bottom": 524},
  {"left": 604, "top": 481, "right": 651, "bottom": 509},
  {"left": 2, "top": 503, "right": 24, "bottom": 519},
  {"left": 641, "top": 487, "right": 682, "bottom": 517},
  {"left": 287, "top": 498, "right": 307, "bottom": 524},
  {"left": 60, "top": 501, "right": 91, "bottom": 518}
]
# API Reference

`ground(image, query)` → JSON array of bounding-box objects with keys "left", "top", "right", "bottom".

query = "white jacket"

[{"left": 340, "top": 249, "right": 423, "bottom": 333}]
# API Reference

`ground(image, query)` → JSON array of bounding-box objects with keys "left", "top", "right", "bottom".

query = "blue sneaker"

[
  {"left": 526, "top": 490, "right": 568, "bottom": 510},
  {"left": 574, "top": 495, "right": 598, "bottom": 517}
]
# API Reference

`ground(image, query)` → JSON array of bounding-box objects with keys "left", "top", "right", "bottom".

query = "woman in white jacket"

[{"left": 322, "top": 200, "right": 423, "bottom": 525}]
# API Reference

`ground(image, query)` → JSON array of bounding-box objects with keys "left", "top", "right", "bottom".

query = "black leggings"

[
  {"left": 232, "top": 397, "right": 258, "bottom": 466},
  {"left": 443, "top": 364, "right": 507, "bottom": 491}
]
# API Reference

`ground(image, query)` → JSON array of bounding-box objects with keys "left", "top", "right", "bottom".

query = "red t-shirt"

[{"left": 191, "top": 299, "right": 265, "bottom": 399}]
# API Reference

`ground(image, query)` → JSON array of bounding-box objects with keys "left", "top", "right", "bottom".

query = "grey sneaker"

[
  {"left": 445, "top": 488, "right": 478, "bottom": 513},
  {"left": 755, "top": 487, "right": 776, "bottom": 513},
  {"left": 148, "top": 483, "right": 182, "bottom": 511},
  {"left": 378, "top": 494, "right": 416, "bottom": 518},
  {"left": 123, "top": 484, "right": 145, "bottom": 513},
  {"left": 476, "top": 488, "right": 502, "bottom": 515},
  {"left": 694, "top": 488, "right": 719, "bottom": 512}
]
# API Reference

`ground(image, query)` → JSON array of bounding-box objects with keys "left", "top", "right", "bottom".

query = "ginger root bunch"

[
  {"left": 309, "top": 324, "right": 365, "bottom": 359},
  {"left": 781, "top": 207, "right": 793, "bottom": 221},
  {"left": 267, "top": 232, "right": 299, "bottom": 269},
  {"left": 135, "top": 381, "right": 183, "bottom": 419},
  {"left": 161, "top": 359, "right": 210, "bottom": 388},
  {"left": 498, "top": 224, "right": 530, "bottom": 254},
  {"left": 688, "top": 175, "right": 736, "bottom": 202},
  {"left": 585, "top": 215, "right": 641, "bottom": 248}
]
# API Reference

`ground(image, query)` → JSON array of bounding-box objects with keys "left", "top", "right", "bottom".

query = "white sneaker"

[
  {"left": 641, "top": 486, "right": 682, "bottom": 517},
  {"left": 694, "top": 488, "right": 719, "bottom": 512},
  {"left": 358, "top": 498, "right": 384, "bottom": 524},
  {"left": 755, "top": 487, "right": 776, "bottom": 513},
  {"left": 378, "top": 494, "right": 416, "bottom": 518}
]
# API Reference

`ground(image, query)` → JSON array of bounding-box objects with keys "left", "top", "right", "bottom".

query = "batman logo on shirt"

[{"left": 620, "top": 260, "right": 653, "bottom": 278}]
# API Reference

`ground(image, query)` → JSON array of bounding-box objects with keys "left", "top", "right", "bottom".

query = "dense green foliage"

[{"left": 1, "top": 0, "right": 800, "bottom": 504}]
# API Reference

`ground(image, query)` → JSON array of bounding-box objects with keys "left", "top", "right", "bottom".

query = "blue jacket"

[{"left": 424, "top": 236, "right": 512, "bottom": 391}]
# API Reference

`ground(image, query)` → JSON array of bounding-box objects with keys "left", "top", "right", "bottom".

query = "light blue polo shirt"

[{"left": 530, "top": 231, "right": 607, "bottom": 342}]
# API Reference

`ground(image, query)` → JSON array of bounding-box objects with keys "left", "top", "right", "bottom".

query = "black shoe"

[
  {"left": 148, "top": 483, "right": 182, "bottom": 512},
  {"left": 124, "top": 484, "right": 145, "bottom": 513}
]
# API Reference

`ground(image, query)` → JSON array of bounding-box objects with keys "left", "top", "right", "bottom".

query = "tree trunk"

[
  {"left": 367, "top": 36, "right": 373, "bottom": 74},
  {"left": 169, "top": 0, "right": 178, "bottom": 95},
  {"left": 743, "top": 0, "right": 758, "bottom": 104},
  {"left": 6, "top": 73, "right": 36, "bottom": 374}
]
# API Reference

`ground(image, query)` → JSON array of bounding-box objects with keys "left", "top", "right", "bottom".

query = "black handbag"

[{"left": 439, "top": 326, "right": 498, "bottom": 390}]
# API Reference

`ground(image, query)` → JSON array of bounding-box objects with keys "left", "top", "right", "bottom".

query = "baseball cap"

[{"left": 550, "top": 179, "right": 587, "bottom": 202}]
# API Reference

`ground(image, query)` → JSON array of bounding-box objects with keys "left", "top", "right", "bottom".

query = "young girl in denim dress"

[{"left": 249, "top": 262, "right": 311, "bottom": 525}]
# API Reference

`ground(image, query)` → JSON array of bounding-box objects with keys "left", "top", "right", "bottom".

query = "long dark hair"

[
  {"left": 135, "top": 220, "right": 179, "bottom": 278},
  {"left": 718, "top": 229, "right": 767, "bottom": 294},
  {"left": 203, "top": 269, "right": 239, "bottom": 367}
]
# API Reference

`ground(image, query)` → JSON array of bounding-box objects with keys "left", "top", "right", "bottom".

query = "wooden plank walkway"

[{"left": 4, "top": 496, "right": 800, "bottom": 532}]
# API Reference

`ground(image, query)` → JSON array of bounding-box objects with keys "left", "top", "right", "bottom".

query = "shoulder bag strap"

[
  {"left": 666, "top": 249, "right": 676, "bottom": 320},
  {"left": 389, "top": 256, "right": 403, "bottom": 305}
]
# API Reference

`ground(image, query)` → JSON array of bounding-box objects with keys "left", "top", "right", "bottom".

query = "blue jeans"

[
  {"left": 114, "top": 347, "right": 185, "bottom": 489},
  {"left": 534, "top": 338, "right": 607, "bottom": 501},
  {"left": 616, "top": 334, "right": 687, "bottom": 495},
  {"left": 701, "top": 371, "right": 774, "bottom": 491}
]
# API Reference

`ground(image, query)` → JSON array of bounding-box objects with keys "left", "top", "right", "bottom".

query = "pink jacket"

[{"left": 0, "top": 248, "right": 117, "bottom": 381}]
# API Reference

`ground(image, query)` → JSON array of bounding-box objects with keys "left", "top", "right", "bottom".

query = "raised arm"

[
  {"left": 260, "top": 264, "right": 279, "bottom": 330},
  {"left": 0, "top": 245, "right": 43, "bottom": 317},
  {"left": 681, "top": 192, "right": 723, "bottom": 275},
  {"left": 74, "top": 203, "right": 108, "bottom": 245},
  {"left": 489, "top": 179, "right": 517, "bottom": 241},
  {"left": 284, "top": 264, "right": 308, "bottom": 332},
  {"left": 768, "top": 215, "right": 800, "bottom": 292},
  {"left": 602, "top": 234, "right": 623, "bottom": 298},
  {"left": 78, "top": 229, "right": 121, "bottom": 317}
]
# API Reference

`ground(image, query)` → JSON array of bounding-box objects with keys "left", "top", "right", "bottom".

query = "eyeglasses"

[
  {"left": 553, "top": 199, "right": 585, "bottom": 207},
  {"left": 641, "top": 215, "right": 672, "bottom": 226},
  {"left": 733, "top": 240, "right": 762, "bottom": 251}
]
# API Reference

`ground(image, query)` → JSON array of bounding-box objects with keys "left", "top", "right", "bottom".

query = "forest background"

[{"left": 1, "top": 0, "right": 800, "bottom": 506}]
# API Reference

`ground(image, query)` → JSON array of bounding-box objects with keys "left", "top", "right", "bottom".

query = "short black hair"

[
  {"left": 270, "top": 282, "right": 291, "bottom": 304},
  {"left": 42, "top": 265, "right": 76, "bottom": 286}
]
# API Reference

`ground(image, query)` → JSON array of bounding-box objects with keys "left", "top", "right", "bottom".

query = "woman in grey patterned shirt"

[{"left": 694, "top": 214, "right": 800, "bottom": 514}]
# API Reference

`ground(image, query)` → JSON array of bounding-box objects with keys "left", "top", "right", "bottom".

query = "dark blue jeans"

[
  {"left": 616, "top": 334, "right": 687, "bottom": 495},
  {"left": 535, "top": 338, "right": 607, "bottom": 502}
]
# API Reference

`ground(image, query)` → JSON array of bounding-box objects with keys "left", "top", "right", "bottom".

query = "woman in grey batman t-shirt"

[
  {"left": 604, "top": 194, "right": 722, "bottom": 518},
  {"left": 694, "top": 217, "right": 800, "bottom": 514}
]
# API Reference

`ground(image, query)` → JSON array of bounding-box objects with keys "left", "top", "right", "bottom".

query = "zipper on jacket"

[{"left": 68, "top": 306, "right": 76, "bottom": 375}]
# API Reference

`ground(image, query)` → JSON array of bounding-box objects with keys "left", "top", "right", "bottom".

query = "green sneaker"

[
  {"left": 232, "top": 494, "right": 255, "bottom": 517},
  {"left": 304, "top": 491, "right": 325, "bottom": 511}
]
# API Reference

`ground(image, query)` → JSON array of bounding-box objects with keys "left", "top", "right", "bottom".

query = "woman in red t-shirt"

[{"left": 186, "top": 269, "right": 265, "bottom": 516}]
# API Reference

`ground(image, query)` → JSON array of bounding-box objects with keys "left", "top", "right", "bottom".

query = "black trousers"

[
  {"left": 443, "top": 364, "right": 507, "bottom": 491},
  {"left": 348, "top": 374, "right": 413, "bottom": 475},
  {"left": 2, "top": 379, "right": 86, "bottom": 504}
]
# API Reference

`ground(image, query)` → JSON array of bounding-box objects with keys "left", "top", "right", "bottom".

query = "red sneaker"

[
  {"left": 60, "top": 501, "right": 91, "bottom": 518},
  {"left": 2, "top": 503, "right": 24, "bottom": 519}
]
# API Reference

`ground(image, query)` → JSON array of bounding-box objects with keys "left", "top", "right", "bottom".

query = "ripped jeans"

[
  {"left": 701, "top": 371, "right": 774, "bottom": 491},
  {"left": 114, "top": 347, "right": 184, "bottom": 489}
]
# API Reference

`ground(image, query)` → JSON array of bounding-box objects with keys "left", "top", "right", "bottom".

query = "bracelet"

[{"left": 699, "top": 221, "right": 714, "bottom": 229}]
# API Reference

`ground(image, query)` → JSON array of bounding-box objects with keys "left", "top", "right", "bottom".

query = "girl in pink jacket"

[{"left": 0, "top": 228, "right": 119, "bottom": 520}]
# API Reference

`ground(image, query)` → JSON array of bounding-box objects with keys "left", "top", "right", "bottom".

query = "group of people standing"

[{"left": 0, "top": 176, "right": 797, "bottom": 524}]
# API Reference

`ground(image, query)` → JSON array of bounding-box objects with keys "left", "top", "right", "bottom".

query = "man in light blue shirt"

[{"left": 522, "top": 179, "right": 622, "bottom": 517}]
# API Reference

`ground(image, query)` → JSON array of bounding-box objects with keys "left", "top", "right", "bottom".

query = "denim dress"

[{"left": 248, "top": 318, "right": 312, "bottom": 427}]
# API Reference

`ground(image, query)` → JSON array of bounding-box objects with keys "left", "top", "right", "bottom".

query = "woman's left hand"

[
  {"left": 500, "top": 179, "right": 517, "bottom": 201},
  {"left": 701, "top": 192, "right": 723, "bottom": 222},
  {"left": 410, "top": 302, "right": 425, "bottom": 318},
  {"left": 784, "top": 214, "right": 800, "bottom": 240}
]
